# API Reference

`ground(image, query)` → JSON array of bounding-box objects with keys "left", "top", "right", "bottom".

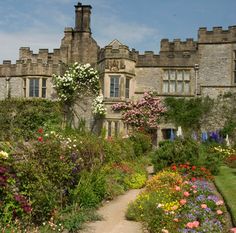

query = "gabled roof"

[{"left": 107, "top": 39, "right": 123, "bottom": 49}]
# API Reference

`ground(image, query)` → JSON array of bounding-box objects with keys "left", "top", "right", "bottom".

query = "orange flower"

[{"left": 201, "top": 204, "right": 207, "bottom": 209}]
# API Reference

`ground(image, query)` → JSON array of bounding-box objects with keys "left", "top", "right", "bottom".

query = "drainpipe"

[
  {"left": 194, "top": 64, "right": 199, "bottom": 96},
  {"left": 6, "top": 76, "right": 11, "bottom": 99}
]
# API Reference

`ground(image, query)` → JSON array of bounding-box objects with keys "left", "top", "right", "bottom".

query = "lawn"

[{"left": 215, "top": 166, "right": 236, "bottom": 226}]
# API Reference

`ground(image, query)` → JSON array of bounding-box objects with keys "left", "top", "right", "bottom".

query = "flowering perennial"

[{"left": 127, "top": 167, "right": 229, "bottom": 233}]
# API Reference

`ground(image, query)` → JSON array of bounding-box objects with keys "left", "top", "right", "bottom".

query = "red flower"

[
  {"left": 38, "top": 128, "right": 43, "bottom": 134},
  {"left": 192, "top": 166, "right": 196, "bottom": 170},
  {"left": 171, "top": 165, "right": 177, "bottom": 171},
  {"left": 191, "top": 177, "right": 197, "bottom": 182},
  {"left": 38, "top": 136, "right": 43, "bottom": 142}
]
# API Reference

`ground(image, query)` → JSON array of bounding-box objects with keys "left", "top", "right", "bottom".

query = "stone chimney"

[{"left": 74, "top": 2, "right": 92, "bottom": 33}]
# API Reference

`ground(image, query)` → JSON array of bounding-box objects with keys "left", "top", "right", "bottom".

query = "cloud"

[
  {"left": 0, "top": 0, "right": 161, "bottom": 62},
  {"left": 0, "top": 31, "right": 62, "bottom": 62},
  {"left": 92, "top": 14, "right": 160, "bottom": 52}
]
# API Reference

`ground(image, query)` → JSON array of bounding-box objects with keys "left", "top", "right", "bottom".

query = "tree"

[{"left": 112, "top": 92, "right": 166, "bottom": 132}]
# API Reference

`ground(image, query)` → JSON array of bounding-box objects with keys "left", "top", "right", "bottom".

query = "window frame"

[
  {"left": 110, "top": 75, "right": 120, "bottom": 97},
  {"left": 29, "top": 78, "right": 39, "bottom": 97},
  {"left": 162, "top": 69, "right": 191, "bottom": 94}
]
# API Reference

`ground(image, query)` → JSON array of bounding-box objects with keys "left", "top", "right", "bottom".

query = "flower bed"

[{"left": 126, "top": 166, "right": 232, "bottom": 233}]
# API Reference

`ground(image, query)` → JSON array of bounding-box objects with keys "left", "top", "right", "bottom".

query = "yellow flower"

[{"left": 0, "top": 150, "right": 9, "bottom": 159}]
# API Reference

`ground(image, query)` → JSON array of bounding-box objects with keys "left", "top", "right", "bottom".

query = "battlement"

[
  {"left": 198, "top": 25, "right": 236, "bottom": 43},
  {"left": 0, "top": 59, "right": 61, "bottom": 77},
  {"left": 136, "top": 51, "right": 160, "bottom": 66},
  {"left": 19, "top": 47, "right": 61, "bottom": 64},
  {"left": 160, "top": 38, "right": 197, "bottom": 52}
]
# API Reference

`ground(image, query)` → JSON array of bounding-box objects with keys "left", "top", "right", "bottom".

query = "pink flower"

[
  {"left": 201, "top": 204, "right": 207, "bottom": 209},
  {"left": 192, "top": 185, "right": 197, "bottom": 189},
  {"left": 192, "top": 221, "right": 199, "bottom": 228},
  {"left": 216, "top": 200, "right": 224, "bottom": 206},
  {"left": 231, "top": 228, "right": 236, "bottom": 233},
  {"left": 216, "top": 210, "right": 223, "bottom": 215},
  {"left": 187, "top": 221, "right": 200, "bottom": 229},
  {"left": 175, "top": 186, "right": 181, "bottom": 191},
  {"left": 180, "top": 199, "right": 187, "bottom": 205},
  {"left": 184, "top": 191, "right": 190, "bottom": 197},
  {"left": 171, "top": 205, "right": 178, "bottom": 210},
  {"left": 193, "top": 190, "right": 197, "bottom": 194},
  {"left": 186, "top": 222, "right": 194, "bottom": 229}
]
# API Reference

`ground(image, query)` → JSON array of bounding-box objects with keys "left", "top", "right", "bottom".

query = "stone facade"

[{"left": 0, "top": 2, "right": 236, "bottom": 141}]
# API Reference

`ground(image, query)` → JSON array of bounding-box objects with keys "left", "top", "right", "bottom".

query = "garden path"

[
  {"left": 79, "top": 166, "right": 154, "bottom": 233},
  {"left": 79, "top": 189, "right": 144, "bottom": 233}
]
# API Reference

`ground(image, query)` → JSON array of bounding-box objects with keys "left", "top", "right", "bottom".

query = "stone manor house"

[{"left": 0, "top": 2, "right": 236, "bottom": 141}]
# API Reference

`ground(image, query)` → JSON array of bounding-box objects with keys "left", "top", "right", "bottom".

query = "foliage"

[
  {"left": 111, "top": 92, "right": 166, "bottom": 132},
  {"left": 126, "top": 169, "right": 228, "bottom": 233},
  {"left": 0, "top": 156, "right": 32, "bottom": 225},
  {"left": 0, "top": 98, "right": 62, "bottom": 140},
  {"left": 71, "top": 170, "right": 107, "bottom": 208},
  {"left": 124, "top": 173, "right": 146, "bottom": 189},
  {"left": 52, "top": 63, "right": 100, "bottom": 106},
  {"left": 152, "top": 138, "right": 199, "bottom": 172},
  {"left": 129, "top": 132, "right": 152, "bottom": 156},
  {"left": 0, "top": 128, "right": 150, "bottom": 230},
  {"left": 164, "top": 97, "right": 213, "bottom": 131}
]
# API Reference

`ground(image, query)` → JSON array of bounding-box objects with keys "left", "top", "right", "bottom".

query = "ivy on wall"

[{"left": 164, "top": 97, "right": 213, "bottom": 132}]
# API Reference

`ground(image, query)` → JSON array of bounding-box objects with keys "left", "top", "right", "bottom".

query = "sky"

[{"left": 0, "top": 0, "right": 235, "bottom": 62}]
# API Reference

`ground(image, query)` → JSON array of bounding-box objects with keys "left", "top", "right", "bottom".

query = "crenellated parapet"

[
  {"left": 0, "top": 58, "right": 62, "bottom": 77},
  {"left": 198, "top": 25, "right": 236, "bottom": 43},
  {"left": 19, "top": 47, "right": 61, "bottom": 64},
  {"left": 160, "top": 38, "right": 197, "bottom": 52},
  {"left": 136, "top": 51, "right": 160, "bottom": 67}
]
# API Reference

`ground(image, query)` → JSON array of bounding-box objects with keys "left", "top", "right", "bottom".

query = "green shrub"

[
  {"left": 13, "top": 138, "right": 75, "bottom": 223},
  {"left": 152, "top": 138, "right": 199, "bottom": 172},
  {"left": 0, "top": 98, "right": 62, "bottom": 140},
  {"left": 71, "top": 170, "right": 107, "bottom": 208},
  {"left": 124, "top": 173, "right": 146, "bottom": 189},
  {"left": 130, "top": 132, "right": 152, "bottom": 156}
]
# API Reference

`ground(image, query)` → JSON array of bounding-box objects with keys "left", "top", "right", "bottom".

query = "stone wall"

[
  {"left": 200, "top": 94, "right": 236, "bottom": 133},
  {"left": 198, "top": 43, "right": 232, "bottom": 87}
]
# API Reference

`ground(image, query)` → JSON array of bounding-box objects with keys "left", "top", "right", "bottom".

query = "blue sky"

[{"left": 0, "top": 0, "right": 235, "bottom": 62}]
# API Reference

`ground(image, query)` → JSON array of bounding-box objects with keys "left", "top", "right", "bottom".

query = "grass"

[{"left": 214, "top": 165, "right": 236, "bottom": 226}]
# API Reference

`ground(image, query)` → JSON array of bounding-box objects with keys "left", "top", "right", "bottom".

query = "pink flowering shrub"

[{"left": 112, "top": 92, "right": 166, "bottom": 132}]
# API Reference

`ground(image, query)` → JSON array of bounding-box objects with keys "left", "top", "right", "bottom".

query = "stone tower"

[{"left": 60, "top": 2, "right": 99, "bottom": 65}]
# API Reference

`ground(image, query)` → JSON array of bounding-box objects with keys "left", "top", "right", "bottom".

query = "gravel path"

[{"left": 79, "top": 189, "right": 144, "bottom": 233}]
